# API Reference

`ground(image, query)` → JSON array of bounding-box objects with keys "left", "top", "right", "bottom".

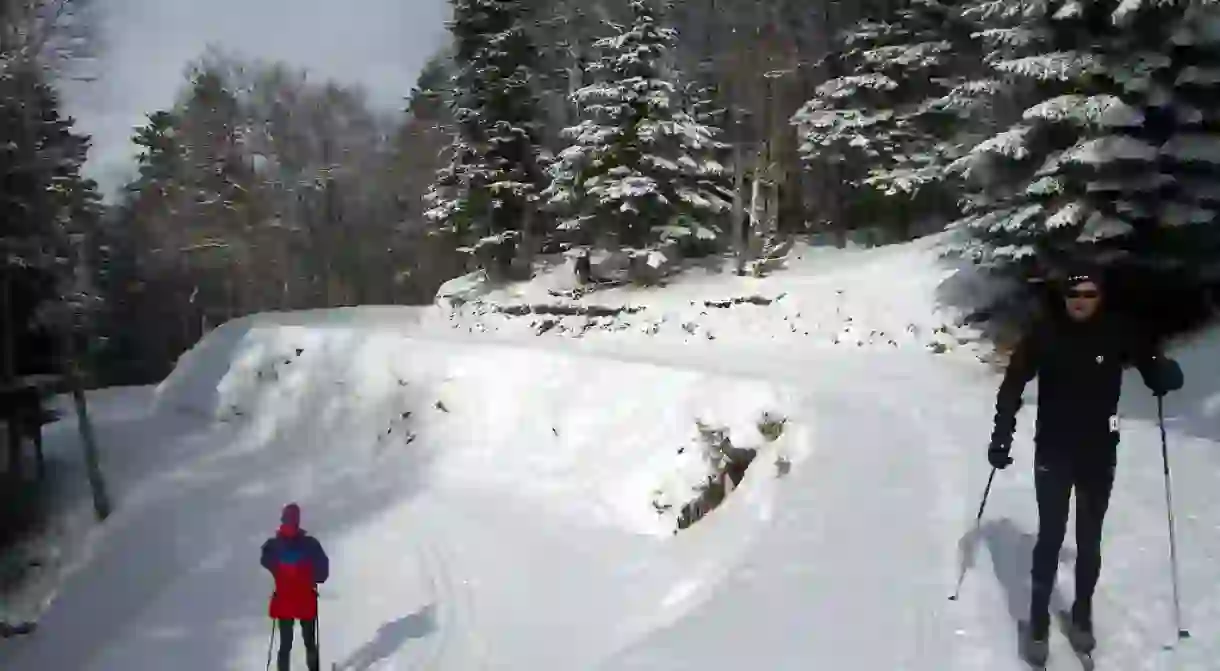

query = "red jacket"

[{"left": 260, "top": 524, "right": 329, "bottom": 620}]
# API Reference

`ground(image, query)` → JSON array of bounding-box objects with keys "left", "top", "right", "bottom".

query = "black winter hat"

[{"left": 1060, "top": 261, "right": 1105, "bottom": 290}]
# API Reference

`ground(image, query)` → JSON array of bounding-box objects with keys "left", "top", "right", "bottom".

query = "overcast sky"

[{"left": 60, "top": 0, "right": 449, "bottom": 197}]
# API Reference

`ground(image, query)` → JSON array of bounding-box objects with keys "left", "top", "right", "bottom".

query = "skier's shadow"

[
  {"left": 958, "top": 518, "right": 1074, "bottom": 624},
  {"left": 335, "top": 603, "right": 437, "bottom": 671}
]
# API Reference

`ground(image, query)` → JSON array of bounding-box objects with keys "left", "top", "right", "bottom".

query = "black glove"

[
  {"left": 1152, "top": 357, "right": 1184, "bottom": 397},
  {"left": 988, "top": 444, "right": 1013, "bottom": 470}
]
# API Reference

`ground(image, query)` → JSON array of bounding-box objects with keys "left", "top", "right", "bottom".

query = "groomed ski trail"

[
  {"left": 601, "top": 380, "right": 972, "bottom": 669},
  {"left": 3, "top": 324, "right": 1219, "bottom": 670}
]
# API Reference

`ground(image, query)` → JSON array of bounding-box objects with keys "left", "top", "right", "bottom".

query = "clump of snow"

[{"left": 435, "top": 270, "right": 492, "bottom": 309}]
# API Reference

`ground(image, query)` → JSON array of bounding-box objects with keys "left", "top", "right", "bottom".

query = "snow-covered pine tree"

[
  {"left": 95, "top": 111, "right": 183, "bottom": 383},
  {"left": 945, "top": 0, "right": 1220, "bottom": 276},
  {"left": 543, "top": 0, "right": 730, "bottom": 269},
  {"left": 791, "top": 0, "right": 993, "bottom": 239},
  {"left": 1151, "top": 2, "right": 1220, "bottom": 269},
  {"left": 407, "top": 54, "right": 453, "bottom": 125},
  {"left": 424, "top": 0, "right": 546, "bottom": 278},
  {"left": 793, "top": 0, "right": 985, "bottom": 194},
  {"left": 0, "top": 65, "right": 100, "bottom": 334}
]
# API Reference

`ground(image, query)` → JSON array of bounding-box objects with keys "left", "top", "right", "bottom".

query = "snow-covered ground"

[
  {"left": 429, "top": 234, "right": 1000, "bottom": 358},
  {"left": 2, "top": 237, "right": 1218, "bottom": 670}
]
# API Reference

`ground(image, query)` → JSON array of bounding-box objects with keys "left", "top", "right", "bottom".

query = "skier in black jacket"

[{"left": 988, "top": 268, "right": 1184, "bottom": 665}]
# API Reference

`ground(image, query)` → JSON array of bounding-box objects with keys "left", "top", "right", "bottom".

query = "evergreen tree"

[
  {"left": 407, "top": 54, "right": 452, "bottom": 123},
  {"left": 1147, "top": 2, "right": 1220, "bottom": 269},
  {"left": 792, "top": 0, "right": 987, "bottom": 200},
  {"left": 131, "top": 111, "right": 182, "bottom": 190},
  {"left": 424, "top": 0, "right": 546, "bottom": 278},
  {"left": 543, "top": 0, "right": 730, "bottom": 261},
  {"left": 0, "top": 65, "right": 99, "bottom": 381},
  {"left": 93, "top": 110, "right": 185, "bottom": 383},
  {"left": 393, "top": 55, "right": 468, "bottom": 301},
  {"left": 944, "top": 0, "right": 1220, "bottom": 275}
]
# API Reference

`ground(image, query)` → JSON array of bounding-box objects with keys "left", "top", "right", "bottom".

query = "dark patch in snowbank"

[
  {"left": 702, "top": 295, "right": 775, "bottom": 308},
  {"left": 492, "top": 302, "right": 646, "bottom": 318},
  {"left": 673, "top": 416, "right": 788, "bottom": 532}
]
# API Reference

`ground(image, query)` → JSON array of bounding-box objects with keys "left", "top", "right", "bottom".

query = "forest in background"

[
  {"left": 80, "top": 0, "right": 948, "bottom": 386},
  {"left": 0, "top": 0, "right": 1216, "bottom": 406}
]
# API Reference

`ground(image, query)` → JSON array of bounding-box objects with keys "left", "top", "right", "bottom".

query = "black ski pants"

[
  {"left": 1029, "top": 447, "right": 1115, "bottom": 636},
  {"left": 277, "top": 618, "right": 319, "bottom": 671}
]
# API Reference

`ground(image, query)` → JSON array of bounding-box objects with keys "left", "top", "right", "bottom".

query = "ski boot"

[
  {"left": 0, "top": 621, "right": 35, "bottom": 637},
  {"left": 1021, "top": 618, "right": 1050, "bottom": 668},
  {"left": 1061, "top": 604, "right": 1096, "bottom": 654}
]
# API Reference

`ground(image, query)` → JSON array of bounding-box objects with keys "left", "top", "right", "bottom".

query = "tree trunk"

[
  {"left": 1, "top": 272, "right": 12, "bottom": 382},
  {"left": 33, "top": 427, "right": 43, "bottom": 481},
  {"left": 5, "top": 418, "right": 20, "bottom": 484},
  {"left": 731, "top": 140, "right": 746, "bottom": 276},
  {"left": 749, "top": 159, "right": 762, "bottom": 255},
  {"left": 515, "top": 204, "right": 535, "bottom": 281}
]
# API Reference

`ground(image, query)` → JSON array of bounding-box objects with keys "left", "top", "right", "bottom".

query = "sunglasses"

[{"left": 1065, "top": 289, "right": 1100, "bottom": 299}]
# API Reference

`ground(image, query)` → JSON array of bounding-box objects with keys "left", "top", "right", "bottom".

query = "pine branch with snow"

[{"left": 944, "top": 0, "right": 1220, "bottom": 273}]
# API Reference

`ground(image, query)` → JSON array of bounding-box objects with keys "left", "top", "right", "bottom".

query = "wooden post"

[
  {"left": 65, "top": 336, "right": 109, "bottom": 521},
  {"left": 70, "top": 375, "right": 109, "bottom": 520}
]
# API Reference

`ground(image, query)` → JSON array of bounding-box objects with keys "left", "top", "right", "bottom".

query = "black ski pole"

[
  {"left": 265, "top": 619, "right": 276, "bottom": 671},
  {"left": 950, "top": 467, "right": 997, "bottom": 601},
  {"left": 1158, "top": 396, "right": 1190, "bottom": 640}
]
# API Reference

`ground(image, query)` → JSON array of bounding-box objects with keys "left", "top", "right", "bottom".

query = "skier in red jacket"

[{"left": 261, "top": 503, "right": 329, "bottom": 671}]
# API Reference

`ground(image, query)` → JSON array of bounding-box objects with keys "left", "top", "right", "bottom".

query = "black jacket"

[{"left": 990, "top": 311, "right": 1181, "bottom": 459}]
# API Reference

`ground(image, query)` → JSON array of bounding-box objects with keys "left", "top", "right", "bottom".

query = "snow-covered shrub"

[{"left": 435, "top": 270, "right": 492, "bottom": 309}]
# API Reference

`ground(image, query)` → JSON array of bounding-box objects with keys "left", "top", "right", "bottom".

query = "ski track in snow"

[{"left": 3, "top": 319, "right": 1219, "bottom": 670}]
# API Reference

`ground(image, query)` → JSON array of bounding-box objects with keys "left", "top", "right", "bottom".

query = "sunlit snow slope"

[{"left": 3, "top": 238, "right": 1219, "bottom": 671}]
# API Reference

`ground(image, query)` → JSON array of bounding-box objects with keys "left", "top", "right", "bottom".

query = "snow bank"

[
  {"left": 3, "top": 308, "right": 812, "bottom": 671},
  {"left": 154, "top": 311, "right": 807, "bottom": 537},
  {"left": 154, "top": 306, "right": 430, "bottom": 417}
]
